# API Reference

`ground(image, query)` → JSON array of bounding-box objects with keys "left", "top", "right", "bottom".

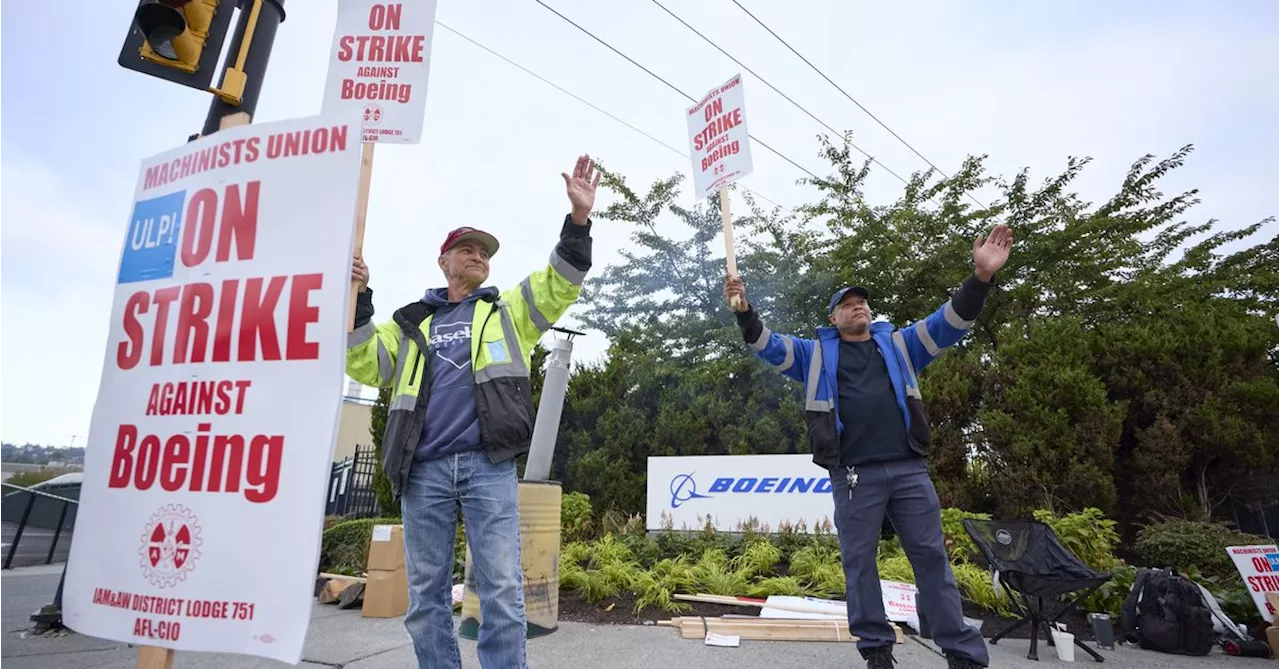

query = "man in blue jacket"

[{"left": 724, "top": 224, "right": 1013, "bottom": 669}]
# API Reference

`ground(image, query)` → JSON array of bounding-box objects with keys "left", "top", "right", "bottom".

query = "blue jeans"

[
  {"left": 401, "top": 451, "right": 527, "bottom": 669},
  {"left": 830, "top": 457, "right": 989, "bottom": 666}
]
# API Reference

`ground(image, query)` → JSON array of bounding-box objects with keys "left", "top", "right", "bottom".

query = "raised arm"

[
  {"left": 505, "top": 155, "right": 598, "bottom": 351},
  {"left": 899, "top": 223, "right": 1013, "bottom": 372},
  {"left": 725, "top": 275, "right": 812, "bottom": 384}
]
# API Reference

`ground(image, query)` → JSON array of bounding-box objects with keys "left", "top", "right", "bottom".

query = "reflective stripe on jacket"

[
  {"left": 738, "top": 274, "right": 991, "bottom": 468},
  {"left": 346, "top": 217, "right": 591, "bottom": 497}
]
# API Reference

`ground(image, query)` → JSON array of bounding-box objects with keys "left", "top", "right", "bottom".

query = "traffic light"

[{"left": 119, "top": 0, "right": 237, "bottom": 91}]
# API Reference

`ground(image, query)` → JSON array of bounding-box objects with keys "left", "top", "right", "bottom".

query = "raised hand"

[
  {"left": 724, "top": 275, "right": 750, "bottom": 313},
  {"left": 973, "top": 223, "right": 1013, "bottom": 282},
  {"left": 562, "top": 154, "right": 601, "bottom": 226}
]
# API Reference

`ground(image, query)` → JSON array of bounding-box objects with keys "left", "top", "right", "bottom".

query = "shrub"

[
  {"left": 319, "top": 516, "right": 402, "bottom": 574},
  {"left": 690, "top": 548, "right": 751, "bottom": 596},
  {"left": 6, "top": 468, "right": 76, "bottom": 489},
  {"left": 1134, "top": 519, "right": 1271, "bottom": 582},
  {"left": 939, "top": 508, "right": 991, "bottom": 562},
  {"left": 1082, "top": 564, "right": 1138, "bottom": 617},
  {"left": 561, "top": 491, "right": 594, "bottom": 542},
  {"left": 748, "top": 576, "right": 808, "bottom": 597},
  {"left": 1033, "top": 508, "right": 1120, "bottom": 571},
  {"left": 733, "top": 540, "right": 782, "bottom": 578},
  {"left": 877, "top": 556, "right": 915, "bottom": 584},
  {"left": 953, "top": 562, "right": 1017, "bottom": 617}
]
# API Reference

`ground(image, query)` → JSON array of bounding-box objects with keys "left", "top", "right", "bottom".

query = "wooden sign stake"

[
  {"left": 137, "top": 645, "right": 175, "bottom": 669},
  {"left": 720, "top": 186, "right": 743, "bottom": 310},
  {"left": 348, "top": 142, "right": 377, "bottom": 332}
]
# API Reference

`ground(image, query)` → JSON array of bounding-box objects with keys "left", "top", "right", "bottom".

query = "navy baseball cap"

[{"left": 828, "top": 285, "right": 870, "bottom": 314}]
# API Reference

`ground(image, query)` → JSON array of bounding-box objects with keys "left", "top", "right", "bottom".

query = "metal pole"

[
  {"left": 201, "top": 0, "right": 287, "bottom": 135},
  {"left": 523, "top": 328, "right": 583, "bottom": 482},
  {"left": 46, "top": 501, "right": 71, "bottom": 565},
  {"left": 4, "top": 494, "right": 37, "bottom": 569}
]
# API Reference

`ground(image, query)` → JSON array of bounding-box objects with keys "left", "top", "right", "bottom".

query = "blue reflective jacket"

[{"left": 737, "top": 274, "right": 992, "bottom": 468}]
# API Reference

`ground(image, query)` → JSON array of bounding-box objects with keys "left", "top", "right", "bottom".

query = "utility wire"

[
  {"left": 435, "top": 21, "right": 791, "bottom": 213},
  {"left": 731, "top": 0, "right": 989, "bottom": 210},
  {"left": 532, "top": 0, "right": 824, "bottom": 185},
  {"left": 648, "top": 0, "right": 910, "bottom": 187}
]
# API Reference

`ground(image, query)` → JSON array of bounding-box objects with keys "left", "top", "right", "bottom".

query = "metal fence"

[
  {"left": 325, "top": 443, "right": 381, "bottom": 518},
  {"left": 2, "top": 483, "right": 79, "bottom": 570}
]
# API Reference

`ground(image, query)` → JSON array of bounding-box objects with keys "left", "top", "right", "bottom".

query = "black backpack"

[{"left": 1119, "top": 568, "right": 1215, "bottom": 656}]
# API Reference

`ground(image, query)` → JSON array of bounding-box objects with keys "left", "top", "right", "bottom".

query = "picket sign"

[
  {"left": 61, "top": 110, "right": 363, "bottom": 667},
  {"left": 321, "top": 0, "right": 437, "bottom": 330},
  {"left": 686, "top": 74, "right": 754, "bottom": 308}
]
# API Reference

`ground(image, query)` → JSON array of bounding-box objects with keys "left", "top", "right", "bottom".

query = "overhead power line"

[
  {"left": 434, "top": 21, "right": 791, "bottom": 213},
  {"left": 731, "top": 0, "right": 989, "bottom": 209},
  {"left": 647, "top": 0, "right": 910, "bottom": 187},
  {"left": 531, "top": 0, "right": 824, "bottom": 184}
]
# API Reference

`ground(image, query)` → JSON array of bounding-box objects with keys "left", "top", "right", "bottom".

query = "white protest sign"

[
  {"left": 63, "top": 114, "right": 362, "bottom": 664},
  {"left": 322, "top": 0, "right": 437, "bottom": 144},
  {"left": 686, "top": 73, "right": 754, "bottom": 200},
  {"left": 881, "top": 580, "right": 919, "bottom": 632},
  {"left": 1226, "top": 544, "right": 1278, "bottom": 622}
]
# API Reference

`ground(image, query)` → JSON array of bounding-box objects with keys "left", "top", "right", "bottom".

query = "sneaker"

[
  {"left": 861, "top": 645, "right": 896, "bottom": 669},
  {"left": 945, "top": 654, "right": 985, "bottom": 669}
]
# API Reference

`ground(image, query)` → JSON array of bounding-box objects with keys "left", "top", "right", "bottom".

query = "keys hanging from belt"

[{"left": 845, "top": 466, "right": 859, "bottom": 499}]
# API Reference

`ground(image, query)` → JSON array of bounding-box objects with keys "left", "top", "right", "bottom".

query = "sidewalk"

[{"left": 2, "top": 565, "right": 1267, "bottom": 668}]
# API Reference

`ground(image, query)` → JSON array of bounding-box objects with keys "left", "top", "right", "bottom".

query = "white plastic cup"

[{"left": 1051, "top": 629, "right": 1076, "bottom": 662}]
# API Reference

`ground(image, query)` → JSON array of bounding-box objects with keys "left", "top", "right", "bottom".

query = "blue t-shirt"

[{"left": 414, "top": 288, "right": 493, "bottom": 461}]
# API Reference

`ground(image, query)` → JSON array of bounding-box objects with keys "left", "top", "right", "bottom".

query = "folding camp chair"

[{"left": 962, "top": 519, "right": 1112, "bottom": 662}]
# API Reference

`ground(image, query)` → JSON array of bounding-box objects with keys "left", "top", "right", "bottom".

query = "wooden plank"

[
  {"left": 217, "top": 111, "right": 251, "bottom": 130},
  {"left": 674, "top": 593, "right": 767, "bottom": 607},
  {"left": 664, "top": 617, "right": 903, "bottom": 644},
  {"left": 137, "top": 646, "right": 175, "bottom": 669},
  {"left": 348, "top": 142, "right": 376, "bottom": 332},
  {"left": 319, "top": 572, "right": 367, "bottom": 583}
]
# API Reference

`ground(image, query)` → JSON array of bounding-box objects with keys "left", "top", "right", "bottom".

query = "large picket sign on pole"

[
  {"left": 321, "top": 0, "right": 437, "bottom": 330},
  {"left": 62, "top": 114, "right": 363, "bottom": 665},
  {"left": 686, "top": 74, "right": 754, "bottom": 308}
]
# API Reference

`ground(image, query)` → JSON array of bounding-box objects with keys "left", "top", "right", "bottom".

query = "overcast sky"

[{"left": 2, "top": 0, "right": 1277, "bottom": 447}]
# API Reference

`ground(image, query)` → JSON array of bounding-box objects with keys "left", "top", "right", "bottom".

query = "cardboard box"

[
  {"left": 366, "top": 524, "right": 405, "bottom": 572},
  {"left": 362, "top": 568, "right": 409, "bottom": 618}
]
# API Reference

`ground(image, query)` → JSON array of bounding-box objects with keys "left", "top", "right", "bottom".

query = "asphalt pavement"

[{"left": 2, "top": 564, "right": 1271, "bottom": 668}]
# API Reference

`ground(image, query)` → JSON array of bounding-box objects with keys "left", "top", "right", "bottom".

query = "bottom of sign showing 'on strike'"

[{"left": 61, "top": 113, "right": 364, "bottom": 664}]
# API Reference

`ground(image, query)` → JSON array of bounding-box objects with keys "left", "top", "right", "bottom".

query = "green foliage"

[
  {"left": 1033, "top": 508, "right": 1121, "bottom": 571},
  {"left": 690, "top": 549, "right": 751, "bottom": 596},
  {"left": 939, "top": 508, "right": 990, "bottom": 562},
  {"left": 1134, "top": 520, "right": 1272, "bottom": 582},
  {"left": 5, "top": 469, "right": 72, "bottom": 488},
  {"left": 318, "top": 516, "right": 402, "bottom": 574},
  {"left": 369, "top": 386, "right": 397, "bottom": 518},
  {"left": 733, "top": 540, "right": 783, "bottom": 578},
  {"left": 953, "top": 562, "right": 1017, "bottom": 618},
  {"left": 877, "top": 556, "right": 915, "bottom": 584},
  {"left": 561, "top": 491, "right": 594, "bottom": 542},
  {"left": 748, "top": 576, "right": 808, "bottom": 598},
  {"left": 1082, "top": 564, "right": 1138, "bottom": 617}
]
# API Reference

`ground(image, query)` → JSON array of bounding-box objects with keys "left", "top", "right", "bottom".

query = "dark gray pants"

[{"left": 830, "top": 457, "right": 989, "bottom": 666}]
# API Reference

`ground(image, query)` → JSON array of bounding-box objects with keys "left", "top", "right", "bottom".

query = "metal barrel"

[{"left": 458, "top": 480, "right": 562, "bottom": 639}]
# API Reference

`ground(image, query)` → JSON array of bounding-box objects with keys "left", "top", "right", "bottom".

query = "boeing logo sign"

[
  {"left": 650, "top": 456, "right": 837, "bottom": 531},
  {"left": 663, "top": 466, "right": 835, "bottom": 517}
]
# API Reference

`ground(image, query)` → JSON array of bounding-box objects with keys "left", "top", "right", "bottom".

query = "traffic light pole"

[{"left": 201, "top": 0, "right": 287, "bottom": 136}]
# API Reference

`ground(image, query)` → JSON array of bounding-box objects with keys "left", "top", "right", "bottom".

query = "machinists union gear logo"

[
  {"left": 363, "top": 104, "right": 383, "bottom": 125},
  {"left": 139, "top": 504, "right": 204, "bottom": 588}
]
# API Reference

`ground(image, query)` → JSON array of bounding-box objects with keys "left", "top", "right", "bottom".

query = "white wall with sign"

[{"left": 647, "top": 454, "right": 835, "bottom": 532}]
